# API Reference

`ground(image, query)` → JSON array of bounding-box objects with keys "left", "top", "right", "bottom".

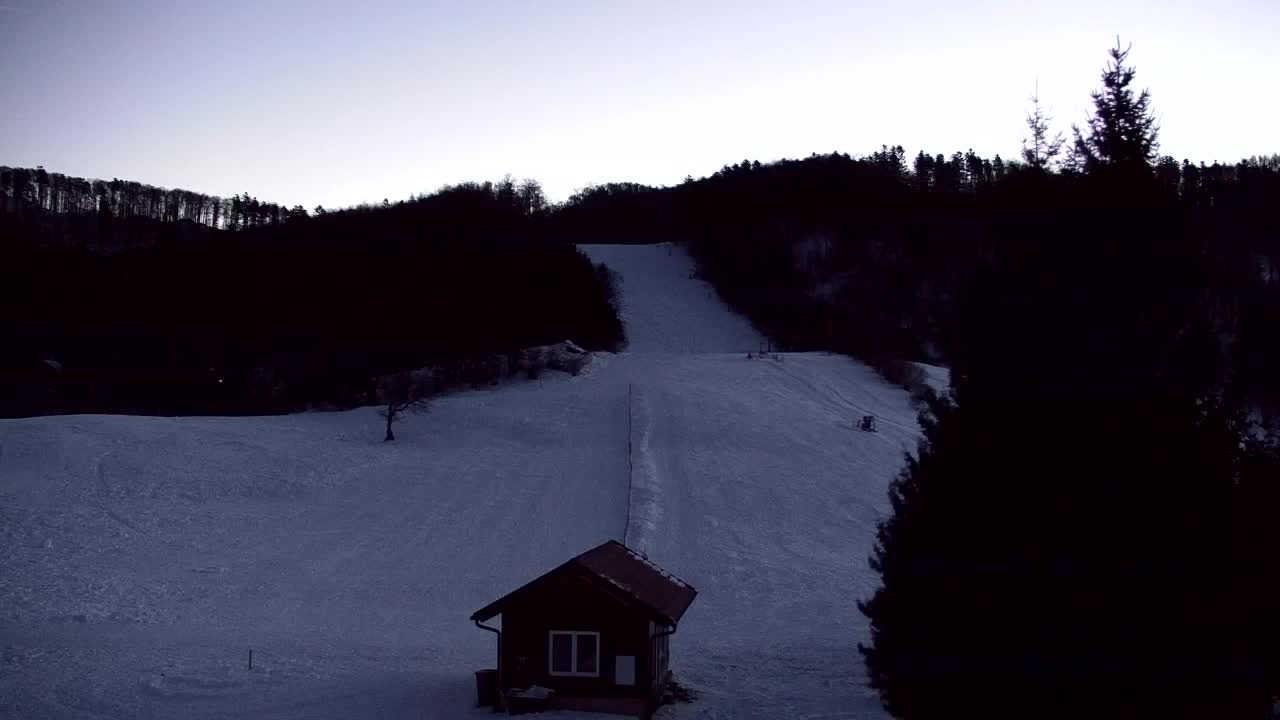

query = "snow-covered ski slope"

[
  {"left": 0, "top": 241, "right": 919, "bottom": 719},
  {"left": 585, "top": 243, "right": 764, "bottom": 354}
]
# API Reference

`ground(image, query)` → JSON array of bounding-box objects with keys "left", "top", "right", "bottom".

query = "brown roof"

[{"left": 471, "top": 540, "right": 697, "bottom": 626}]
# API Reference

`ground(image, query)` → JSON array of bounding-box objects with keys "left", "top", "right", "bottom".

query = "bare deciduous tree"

[{"left": 376, "top": 372, "right": 428, "bottom": 442}]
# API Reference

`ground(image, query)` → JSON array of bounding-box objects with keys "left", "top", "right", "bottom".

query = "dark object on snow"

[
  {"left": 475, "top": 668, "right": 499, "bottom": 707},
  {"left": 471, "top": 540, "right": 697, "bottom": 718},
  {"left": 660, "top": 677, "right": 697, "bottom": 705},
  {"left": 860, "top": 415, "right": 877, "bottom": 432},
  {"left": 505, "top": 685, "right": 555, "bottom": 714},
  {"left": 376, "top": 371, "right": 428, "bottom": 442}
]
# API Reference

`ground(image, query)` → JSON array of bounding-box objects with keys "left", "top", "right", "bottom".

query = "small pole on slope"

[
  {"left": 248, "top": 648, "right": 253, "bottom": 670},
  {"left": 625, "top": 383, "right": 634, "bottom": 546}
]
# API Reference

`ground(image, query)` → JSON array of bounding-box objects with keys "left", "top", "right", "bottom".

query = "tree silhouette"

[
  {"left": 376, "top": 371, "right": 426, "bottom": 442},
  {"left": 913, "top": 151, "right": 935, "bottom": 190},
  {"left": 869, "top": 145, "right": 908, "bottom": 178},
  {"left": 859, "top": 200, "right": 1278, "bottom": 718},
  {"left": 516, "top": 178, "right": 547, "bottom": 216},
  {"left": 1071, "top": 38, "right": 1160, "bottom": 173},
  {"left": 1, "top": 171, "right": 627, "bottom": 417},
  {"left": 1021, "top": 81, "right": 1065, "bottom": 170}
]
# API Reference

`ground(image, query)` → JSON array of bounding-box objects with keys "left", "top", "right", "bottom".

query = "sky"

[{"left": 1, "top": 0, "right": 1276, "bottom": 209}]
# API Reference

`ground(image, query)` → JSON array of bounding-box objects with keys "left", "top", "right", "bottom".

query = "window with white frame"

[{"left": 548, "top": 631, "right": 600, "bottom": 677}]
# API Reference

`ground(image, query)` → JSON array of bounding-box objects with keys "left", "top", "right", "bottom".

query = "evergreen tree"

[
  {"left": 913, "top": 151, "right": 935, "bottom": 190},
  {"left": 964, "top": 149, "right": 987, "bottom": 190},
  {"left": 246, "top": 194, "right": 260, "bottom": 227},
  {"left": 1021, "top": 82, "right": 1065, "bottom": 170},
  {"left": 1060, "top": 140, "right": 1085, "bottom": 176},
  {"left": 227, "top": 194, "right": 242, "bottom": 231},
  {"left": 949, "top": 151, "right": 967, "bottom": 190},
  {"left": 496, "top": 174, "right": 517, "bottom": 209},
  {"left": 859, "top": 201, "right": 1279, "bottom": 718},
  {"left": 1071, "top": 39, "right": 1160, "bottom": 174},
  {"left": 892, "top": 145, "right": 907, "bottom": 178},
  {"left": 1155, "top": 155, "right": 1181, "bottom": 194},
  {"left": 1180, "top": 159, "right": 1202, "bottom": 203},
  {"left": 870, "top": 145, "right": 908, "bottom": 179},
  {"left": 933, "top": 153, "right": 956, "bottom": 192}
]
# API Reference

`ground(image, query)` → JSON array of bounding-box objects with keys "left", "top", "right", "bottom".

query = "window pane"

[
  {"left": 551, "top": 633, "right": 573, "bottom": 673},
  {"left": 576, "top": 634, "right": 598, "bottom": 673},
  {"left": 615, "top": 655, "right": 636, "bottom": 686}
]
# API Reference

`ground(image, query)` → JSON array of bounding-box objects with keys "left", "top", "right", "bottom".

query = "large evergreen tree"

[
  {"left": 1071, "top": 39, "right": 1160, "bottom": 174},
  {"left": 859, "top": 205, "right": 1277, "bottom": 718},
  {"left": 859, "top": 41, "right": 1278, "bottom": 720}
]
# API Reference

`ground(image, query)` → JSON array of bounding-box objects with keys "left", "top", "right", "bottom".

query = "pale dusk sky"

[{"left": 1, "top": 0, "right": 1275, "bottom": 208}]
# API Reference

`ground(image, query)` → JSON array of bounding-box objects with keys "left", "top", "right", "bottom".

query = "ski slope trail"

[
  {"left": 0, "top": 242, "right": 917, "bottom": 719},
  {"left": 618, "top": 358, "right": 912, "bottom": 720},
  {"left": 582, "top": 243, "right": 765, "bottom": 354}
]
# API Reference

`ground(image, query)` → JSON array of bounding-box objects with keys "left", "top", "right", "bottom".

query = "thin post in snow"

[
  {"left": 624, "top": 383, "right": 633, "bottom": 546},
  {"left": 248, "top": 648, "right": 253, "bottom": 670}
]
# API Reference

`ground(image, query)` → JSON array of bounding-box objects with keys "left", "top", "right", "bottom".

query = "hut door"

[{"left": 615, "top": 656, "right": 636, "bottom": 686}]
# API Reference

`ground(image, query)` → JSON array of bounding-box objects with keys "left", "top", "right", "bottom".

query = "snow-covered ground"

[
  {"left": 913, "top": 362, "right": 952, "bottom": 396},
  {"left": 0, "top": 242, "right": 919, "bottom": 719},
  {"left": 586, "top": 243, "right": 764, "bottom": 354}
]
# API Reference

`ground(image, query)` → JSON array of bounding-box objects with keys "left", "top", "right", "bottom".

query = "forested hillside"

[
  {"left": 0, "top": 165, "right": 298, "bottom": 234},
  {"left": 553, "top": 142, "right": 1280, "bottom": 423},
  {"left": 1, "top": 179, "right": 623, "bottom": 417},
  {"left": 6, "top": 148, "right": 1278, "bottom": 420}
]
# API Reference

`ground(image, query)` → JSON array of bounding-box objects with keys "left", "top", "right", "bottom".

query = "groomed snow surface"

[
  {"left": 1, "top": 242, "right": 924, "bottom": 719},
  {"left": 586, "top": 243, "right": 765, "bottom": 355}
]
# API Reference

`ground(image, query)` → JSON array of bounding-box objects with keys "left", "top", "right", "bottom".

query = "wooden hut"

[{"left": 471, "top": 540, "right": 697, "bottom": 717}]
